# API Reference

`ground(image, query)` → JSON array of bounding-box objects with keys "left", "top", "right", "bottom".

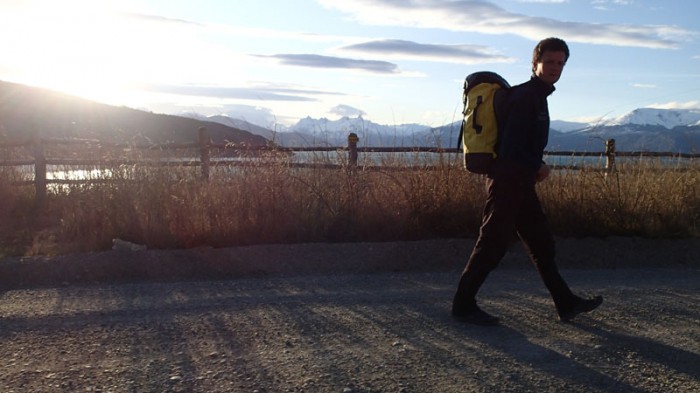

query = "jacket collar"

[{"left": 530, "top": 75, "right": 556, "bottom": 96}]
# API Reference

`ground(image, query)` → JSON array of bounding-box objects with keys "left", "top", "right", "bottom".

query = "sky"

[{"left": 1, "top": 0, "right": 699, "bottom": 129}]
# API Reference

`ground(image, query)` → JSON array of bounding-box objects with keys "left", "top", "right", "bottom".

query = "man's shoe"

[
  {"left": 452, "top": 306, "right": 500, "bottom": 326},
  {"left": 559, "top": 295, "right": 603, "bottom": 322}
]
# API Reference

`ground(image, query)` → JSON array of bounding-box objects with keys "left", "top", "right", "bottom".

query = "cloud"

[
  {"left": 259, "top": 54, "right": 400, "bottom": 74},
  {"left": 121, "top": 12, "right": 202, "bottom": 27},
  {"left": 221, "top": 105, "right": 278, "bottom": 128},
  {"left": 338, "top": 39, "right": 514, "bottom": 64},
  {"left": 139, "top": 83, "right": 345, "bottom": 102},
  {"left": 648, "top": 101, "right": 700, "bottom": 110},
  {"left": 317, "top": 0, "right": 696, "bottom": 49},
  {"left": 329, "top": 104, "right": 367, "bottom": 117},
  {"left": 631, "top": 83, "right": 656, "bottom": 89},
  {"left": 592, "top": 0, "right": 633, "bottom": 10}
]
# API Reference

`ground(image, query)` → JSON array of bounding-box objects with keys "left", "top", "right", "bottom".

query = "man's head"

[{"left": 532, "top": 37, "right": 569, "bottom": 86}]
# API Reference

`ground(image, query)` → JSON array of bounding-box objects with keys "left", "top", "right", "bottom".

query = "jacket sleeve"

[{"left": 498, "top": 88, "right": 544, "bottom": 172}]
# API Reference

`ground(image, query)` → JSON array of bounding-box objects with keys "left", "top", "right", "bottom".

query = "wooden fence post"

[
  {"left": 605, "top": 138, "right": 616, "bottom": 175},
  {"left": 198, "top": 126, "right": 210, "bottom": 180},
  {"left": 348, "top": 132, "right": 359, "bottom": 168},
  {"left": 32, "top": 132, "right": 47, "bottom": 207}
]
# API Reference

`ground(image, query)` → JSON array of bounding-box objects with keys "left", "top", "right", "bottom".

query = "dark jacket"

[{"left": 496, "top": 75, "right": 554, "bottom": 175}]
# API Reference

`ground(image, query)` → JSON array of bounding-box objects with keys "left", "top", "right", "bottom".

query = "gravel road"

[{"left": 1, "top": 263, "right": 698, "bottom": 392}]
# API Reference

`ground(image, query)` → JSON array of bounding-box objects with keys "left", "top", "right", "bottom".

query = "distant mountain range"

[
  {"left": 190, "top": 108, "right": 700, "bottom": 154},
  {"left": 0, "top": 80, "right": 268, "bottom": 146},
  {"left": 181, "top": 112, "right": 435, "bottom": 148},
  {"left": 2, "top": 79, "right": 698, "bottom": 154}
]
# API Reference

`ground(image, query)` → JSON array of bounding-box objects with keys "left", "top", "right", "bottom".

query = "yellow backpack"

[{"left": 458, "top": 72, "right": 510, "bottom": 174}]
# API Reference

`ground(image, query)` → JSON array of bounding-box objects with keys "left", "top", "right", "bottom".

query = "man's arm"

[{"left": 536, "top": 162, "right": 550, "bottom": 182}]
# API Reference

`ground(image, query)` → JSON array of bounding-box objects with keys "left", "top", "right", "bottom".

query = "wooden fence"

[{"left": 1, "top": 127, "right": 697, "bottom": 206}]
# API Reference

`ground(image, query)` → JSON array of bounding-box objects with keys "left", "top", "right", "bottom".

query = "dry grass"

[
  {"left": 1, "top": 149, "right": 698, "bottom": 257},
  {"left": 541, "top": 157, "right": 700, "bottom": 237}
]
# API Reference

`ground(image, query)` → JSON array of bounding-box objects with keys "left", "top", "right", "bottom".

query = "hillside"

[{"left": 0, "top": 80, "right": 269, "bottom": 146}]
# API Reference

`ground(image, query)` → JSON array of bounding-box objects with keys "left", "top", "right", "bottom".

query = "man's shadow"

[
  {"left": 460, "top": 319, "right": 688, "bottom": 393},
  {"left": 576, "top": 320, "right": 699, "bottom": 380}
]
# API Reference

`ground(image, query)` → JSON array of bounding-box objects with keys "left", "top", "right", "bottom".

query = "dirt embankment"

[{"left": 1, "top": 237, "right": 698, "bottom": 290}]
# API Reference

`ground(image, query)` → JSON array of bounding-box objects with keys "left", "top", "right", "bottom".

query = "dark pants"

[{"left": 453, "top": 163, "right": 576, "bottom": 314}]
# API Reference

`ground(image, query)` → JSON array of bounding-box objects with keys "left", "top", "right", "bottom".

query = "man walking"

[{"left": 452, "top": 37, "right": 603, "bottom": 326}]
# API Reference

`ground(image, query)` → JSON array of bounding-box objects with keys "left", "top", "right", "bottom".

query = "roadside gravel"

[{"left": 1, "top": 238, "right": 698, "bottom": 392}]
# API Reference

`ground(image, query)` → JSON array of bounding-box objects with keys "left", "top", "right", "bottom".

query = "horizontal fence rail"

[{"left": 1, "top": 128, "right": 698, "bottom": 205}]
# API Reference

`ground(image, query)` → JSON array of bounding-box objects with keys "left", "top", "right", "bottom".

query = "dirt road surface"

[{"left": 1, "top": 239, "right": 699, "bottom": 392}]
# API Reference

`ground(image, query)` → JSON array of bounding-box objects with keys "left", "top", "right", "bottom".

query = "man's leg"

[
  {"left": 516, "top": 187, "right": 603, "bottom": 320},
  {"left": 453, "top": 176, "right": 517, "bottom": 320},
  {"left": 516, "top": 187, "right": 577, "bottom": 314}
]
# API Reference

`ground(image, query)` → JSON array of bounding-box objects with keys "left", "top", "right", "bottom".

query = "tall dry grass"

[
  {"left": 541, "top": 157, "right": 699, "bottom": 237},
  {"left": 1, "top": 149, "right": 698, "bottom": 256}
]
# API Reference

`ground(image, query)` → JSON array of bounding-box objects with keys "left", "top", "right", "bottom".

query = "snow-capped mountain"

[
  {"left": 181, "top": 108, "right": 700, "bottom": 153},
  {"left": 429, "top": 108, "right": 700, "bottom": 153},
  {"left": 544, "top": 108, "right": 700, "bottom": 153},
  {"left": 550, "top": 120, "right": 588, "bottom": 132},
  {"left": 607, "top": 108, "right": 700, "bottom": 128},
  {"left": 178, "top": 112, "right": 314, "bottom": 146},
  {"left": 284, "top": 116, "right": 432, "bottom": 146},
  {"left": 183, "top": 112, "right": 434, "bottom": 147}
]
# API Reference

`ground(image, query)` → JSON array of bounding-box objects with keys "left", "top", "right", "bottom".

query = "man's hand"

[{"left": 536, "top": 163, "right": 550, "bottom": 183}]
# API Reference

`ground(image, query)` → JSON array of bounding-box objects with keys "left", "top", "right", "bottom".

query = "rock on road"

[{"left": 1, "top": 266, "right": 699, "bottom": 393}]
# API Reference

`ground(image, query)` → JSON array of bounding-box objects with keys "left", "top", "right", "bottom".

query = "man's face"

[{"left": 534, "top": 51, "right": 567, "bottom": 85}]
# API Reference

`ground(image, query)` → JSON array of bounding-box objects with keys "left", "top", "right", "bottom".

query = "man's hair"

[{"left": 532, "top": 37, "right": 569, "bottom": 71}]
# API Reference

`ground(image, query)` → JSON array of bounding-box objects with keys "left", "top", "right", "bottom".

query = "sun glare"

[{"left": 0, "top": 1, "right": 174, "bottom": 105}]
